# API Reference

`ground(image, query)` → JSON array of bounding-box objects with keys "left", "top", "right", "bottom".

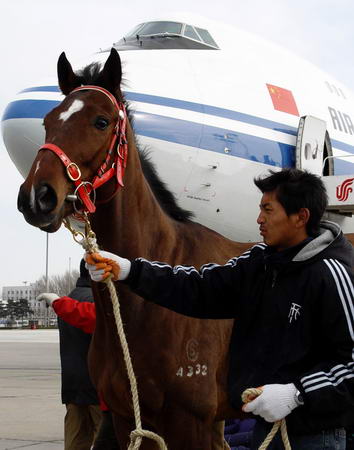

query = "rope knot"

[{"left": 129, "top": 428, "right": 168, "bottom": 450}]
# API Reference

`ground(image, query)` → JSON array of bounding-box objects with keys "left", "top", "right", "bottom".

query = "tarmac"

[{"left": 0, "top": 329, "right": 64, "bottom": 449}]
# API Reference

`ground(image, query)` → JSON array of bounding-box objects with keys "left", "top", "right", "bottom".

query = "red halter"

[{"left": 38, "top": 85, "right": 128, "bottom": 214}]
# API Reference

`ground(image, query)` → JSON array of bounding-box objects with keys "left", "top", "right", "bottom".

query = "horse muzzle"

[{"left": 17, "top": 182, "right": 62, "bottom": 231}]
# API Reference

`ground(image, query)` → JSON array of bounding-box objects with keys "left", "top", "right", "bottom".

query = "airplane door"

[{"left": 295, "top": 115, "right": 327, "bottom": 175}]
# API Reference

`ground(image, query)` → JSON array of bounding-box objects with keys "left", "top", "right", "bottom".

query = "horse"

[{"left": 17, "top": 48, "right": 252, "bottom": 449}]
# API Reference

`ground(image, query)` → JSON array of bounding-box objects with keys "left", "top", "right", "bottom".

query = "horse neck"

[{"left": 90, "top": 121, "right": 177, "bottom": 260}]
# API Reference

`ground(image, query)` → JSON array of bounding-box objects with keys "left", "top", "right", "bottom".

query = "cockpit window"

[
  {"left": 111, "top": 21, "right": 219, "bottom": 51},
  {"left": 195, "top": 27, "right": 218, "bottom": 47},
  {"left": 184, "top": 25, "right": 201, "bottom": 42},
  {"left": 135, "top": 21, "right": 183, "bottom": 36},
  {"left": 125, "top": 23, "right": 145, "bottom": 37}
]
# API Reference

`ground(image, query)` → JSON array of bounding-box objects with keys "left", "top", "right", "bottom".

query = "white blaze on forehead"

[{"left": 59, "top": 99, "right": 84, "bottom": 122}]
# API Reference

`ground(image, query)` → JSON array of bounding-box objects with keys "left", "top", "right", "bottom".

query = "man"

[
  {"left": 37, "top": 260, "right": 101, "bottom": 450},
  {"left": 85, "top": 169, "right": 353, "bottom": 450},
  {"left": 37, "top": 264, "right": 119, "bottom": 450}
]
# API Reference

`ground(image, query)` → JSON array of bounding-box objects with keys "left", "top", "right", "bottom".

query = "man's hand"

[
  {"left": 36, "top": 293, "right": 60, "bottom": 308},
  {"left": 85, "top": 251, "right": 131, "bottom": 282},
  {"left": 243, "top": 383, "right": 299, "bottom": 422}
]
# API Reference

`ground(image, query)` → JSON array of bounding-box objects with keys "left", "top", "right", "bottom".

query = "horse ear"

[
  {"left": 57, "top": 52, "right": 81, "bottom": 95},
  {"left": 97, "top": 48, "right": 122, "bottom": 93}
]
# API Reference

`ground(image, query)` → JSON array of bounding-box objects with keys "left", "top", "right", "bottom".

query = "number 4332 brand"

[{"left": 176, "top": 364, "right": 208, "bottom": 377}]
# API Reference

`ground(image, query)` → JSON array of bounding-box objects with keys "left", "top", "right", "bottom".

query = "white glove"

[
  {"left": 36, "top": 293, "right": 60, "bottom": 308},
  {"left": 84, "top": 250, "right": 131, "bottom": 282},
  {"left": 243, "top": 383, "right": 299, "bottom": 422}
]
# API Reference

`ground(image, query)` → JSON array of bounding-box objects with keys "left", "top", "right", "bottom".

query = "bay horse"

[{"left": 17, "top": 48, "right": 251, "bottom": 449}]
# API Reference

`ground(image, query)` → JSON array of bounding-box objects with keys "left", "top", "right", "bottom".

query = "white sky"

[{"left": 1, "top": 0, "right": 354, "bottom": 290}]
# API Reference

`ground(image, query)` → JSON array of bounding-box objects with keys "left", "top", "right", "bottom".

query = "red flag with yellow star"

[{"left": 266, "top": 84, "right": 299, "bottom": 116}]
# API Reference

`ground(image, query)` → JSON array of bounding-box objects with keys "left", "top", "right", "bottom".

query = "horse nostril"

[{"left": 36, "top": 184, "right": 57, "bottom": 214}]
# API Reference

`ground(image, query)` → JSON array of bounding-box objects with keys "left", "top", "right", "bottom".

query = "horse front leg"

[
  {"left": 111, "top": 413, "right": 161, "bottom": 450},
  {"left": 159, "top": 407, "right": 217, "bottom": 450},
  {"left": 212, "top": 421, "right": 231, "bottom": 450},
  {"left": 162, "top": 414, "right": 231, "bottom": 449}
]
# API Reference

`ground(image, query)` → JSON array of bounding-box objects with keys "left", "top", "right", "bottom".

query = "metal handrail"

[{"left": 322, "top": 154, "right": 354, "bottom": 173}]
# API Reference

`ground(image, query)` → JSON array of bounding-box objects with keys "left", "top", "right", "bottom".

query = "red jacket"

[
  {"left": 53, "top": 297, "right": 108, "bottom": 410},
  {"left": 53, "top": 296, "right": 96, "bottom": 334}
]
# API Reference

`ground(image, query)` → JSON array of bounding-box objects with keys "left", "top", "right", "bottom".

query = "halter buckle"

[
  {"left": 73, "top": 181, "right": 96, "bottom": 214},
  {"left": 66, "top": 162, "right": 81, "bottom": 181}
]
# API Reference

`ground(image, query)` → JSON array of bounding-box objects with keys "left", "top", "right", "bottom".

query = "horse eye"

[{"left": 94, "top": 117, "right": 109, "bottom": 130}]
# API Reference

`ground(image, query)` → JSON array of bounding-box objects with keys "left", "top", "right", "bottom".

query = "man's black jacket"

[{"left": 125, "top": 221, "right": 354, "bottom": 434}]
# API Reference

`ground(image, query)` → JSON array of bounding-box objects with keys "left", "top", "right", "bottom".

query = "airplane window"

[
  {"left": 138, "top": 21, "right": 183, "bottom": 36},
  {"left": 124, "top": 23, "right": 145, "bottom": 38},
  {"left": 195, "top": 27, "right": 218, "bottom": 47},
  {"left": 111, "top": 21, "right": 219, "bottom": 50},
  {"left": 184, "top": 25, "right": 201, "bottom": 41}
]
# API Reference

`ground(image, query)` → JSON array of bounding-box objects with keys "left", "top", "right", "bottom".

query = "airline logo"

[
  {"left": 336, "top": 177, "right": 354, "bottom": 202},
  {"left": 266, "top": 84, "right": 299, "bottom": 116}
]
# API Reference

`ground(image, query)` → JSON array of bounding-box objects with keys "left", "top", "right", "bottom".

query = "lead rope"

[
  {"left": 63, "top": 216, "right": 168, "bottom": 450},
  {"left": 241, "top": 388, "right": 291, "bottom": 450}
]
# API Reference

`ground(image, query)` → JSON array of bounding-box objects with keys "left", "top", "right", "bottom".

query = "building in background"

[{"left": 1, "top": 283, "right": 57, "bottom": 327}]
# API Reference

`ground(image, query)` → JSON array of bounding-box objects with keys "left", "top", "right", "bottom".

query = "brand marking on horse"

[
  {"left": 59, "top": 99, "right": 84, "bottom": 122},
  {"left": 176, "top": 364, "right": 208, "bottom": 377},
  {"left": 186, "top": 338, "right": 199, "bottom": 362}
]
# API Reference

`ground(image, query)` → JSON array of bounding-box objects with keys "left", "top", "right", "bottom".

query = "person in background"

[
  {"left": 85, "top": 169, "right": 354, "bottom": 450},
  {"left": 38, "top": 260, "right": 101, "bottom": 450}
]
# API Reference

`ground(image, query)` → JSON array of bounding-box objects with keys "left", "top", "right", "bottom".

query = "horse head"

[{"left": 17, "top": 48, "right": 125, "bottom": 232}]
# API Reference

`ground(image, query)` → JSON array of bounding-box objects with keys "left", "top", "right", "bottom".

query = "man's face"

[{"left": 257, "top": 191, "right": 308, "bottom": 251}]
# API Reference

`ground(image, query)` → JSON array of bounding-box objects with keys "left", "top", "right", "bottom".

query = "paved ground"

[{"left": 0, "top": 330, "right": 64, "bottom": 449}]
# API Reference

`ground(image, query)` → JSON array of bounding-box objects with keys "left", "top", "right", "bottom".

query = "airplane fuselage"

[{"left": 3, "top": 18, "right": 354, "bottom": 240}]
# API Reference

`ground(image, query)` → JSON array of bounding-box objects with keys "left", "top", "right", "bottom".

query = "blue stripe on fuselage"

[
  {"left": 4, "top": 88, "right": 354, "bottom": 173},
  {"left": 133, "top": 111, "right": 295, "bottom": 167},
  {"left": 2, "top": 99, "right": 59, "bottom": 120},
  {"left": 2, "top": 98, "right": 294, "bottom": 168},
  {"left": 17, "top": 86, "right": 298, "bottom": 136},
  {"left": 20, "top": 86, "right": 61, "bottom": 93}
]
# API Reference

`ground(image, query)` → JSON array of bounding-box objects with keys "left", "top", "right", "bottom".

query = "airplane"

[{"left": 3, "top": 14, "right": 354, "bottom": 243}]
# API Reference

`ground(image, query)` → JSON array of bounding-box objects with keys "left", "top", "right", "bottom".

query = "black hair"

[{"left": 254, "top": 168, "right": 328, "bottom": 236}]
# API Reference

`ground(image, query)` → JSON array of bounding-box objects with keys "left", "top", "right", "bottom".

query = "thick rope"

[
  {"left": 241, "top": 388, "right": 291, "bottom": 450},
  {"left": 105, "top": 278, "right": 167, "bottom": 450},
  {"left": 64, "top": 218, "right": 167, "bottom": 449}
]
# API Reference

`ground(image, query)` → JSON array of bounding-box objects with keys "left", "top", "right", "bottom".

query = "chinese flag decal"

[{"left": 266, "top": 84, "right": 299, "bottom": 116}]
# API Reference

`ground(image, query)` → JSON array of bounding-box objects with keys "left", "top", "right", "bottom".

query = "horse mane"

[
  {"left": 77, "top": 62, "right": 194, "bottom": 222},
  {"left": 138, "top": 149, "right": 193, "bottom": 221},
  {"left": 77, "top": 63, "right": 102, "bottom": 85}
]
